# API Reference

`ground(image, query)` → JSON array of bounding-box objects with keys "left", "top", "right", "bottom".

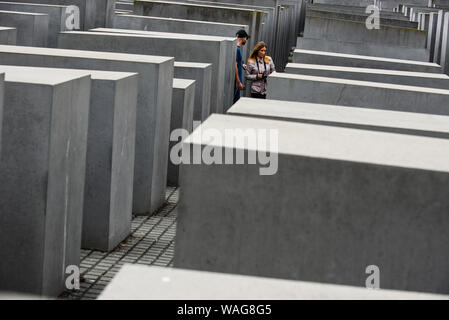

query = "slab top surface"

[
  {"left": 98, "top": 264, "right": 449, "bottom": 300},
  {"left": 286, "top": 63, "right": 449, "bottom": 79},
  {"left": 0, "top": 44, "right": 173, "bottom": 64},
  {"left": 173, "top": 78, "right": 195, "bottom": 89},
  {"left": 118, "top": 14, "right": 248, "bottom": 27},
  {"left": 0, "top": 65, "right": 90, "bottom": 85},
  {"left": 0, "top": 65, "right": 137, "bottom": 81},
  {"left": 228, "top": 98, "right": 449, "bottom": 135},
  {"left": 270, "top": 72, "right": 449, "bottom": 94},
  {"left": 88, "top": 28, "right": 232, "bottom": 42},
  {"left": 294, "top": 49, "right": 441, "bottom": 66},
  {"left": 185, "top": 114, "right": 449, "bottom": 173}
]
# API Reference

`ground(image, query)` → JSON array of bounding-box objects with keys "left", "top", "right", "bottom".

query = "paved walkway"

[{"left": 60, "top": 187, "right": 178, "bottom": 300}]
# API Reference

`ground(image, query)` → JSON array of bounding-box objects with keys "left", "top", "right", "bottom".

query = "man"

[{"left": 234, "top": 29, "right": 249, "bottom": 104}]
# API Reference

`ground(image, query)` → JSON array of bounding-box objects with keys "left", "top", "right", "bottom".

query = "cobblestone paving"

[{"left": 60, "top": 187, "right": 178, "bottom": 300}]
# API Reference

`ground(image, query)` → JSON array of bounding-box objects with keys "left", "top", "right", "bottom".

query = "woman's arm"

[
  {"left": 245, "top": 61, "right": 258, "bottom": 80},
  {"left": 268, "top": 58, "right": 276, "bottom": 75}
]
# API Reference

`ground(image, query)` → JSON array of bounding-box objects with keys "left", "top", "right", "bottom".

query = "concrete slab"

[
  {"left": 0, "top": 44, "right": 174, "bottom": 215},
  {"left": 267, "top": 72, "right": 449, "bottom": 115},
  {"left": 11, "top": 0, "right": 115, "bottom": 30},
  {"left": 306, "top": 6, "right": 418, "bottom": 28},
  {"left": 175, "top": 113, "right": 449, "bottom": 294},
  {"left": 0, "top": 26, "right": 16, "bottom": 45},
  {"left": 168, "top": 79, "right": 195, "bottom": 186},
  {"left": 0, "top": 65, "right": 138, "bottom": 253},
  {"left": 91, "top": 27, "right": 237, "bottom": 112},
  {"left": 113, "top": 13, "right": 248, "bottom": 37},
  {"left": 292, "top": 49, "right": 442, "bottom": 73},
  {"left": 304, "top": 16, "right": 427, "bottom": 49},
  {"left": 98, "top": 265, "right": 449, "bottom": 300},
  {"left": 174, "top": 61, "right": 212, "bottom": 121},
  {"left": 0, "top": 2, "right": 69, "bottom": 47},
  {"left": 0, "top": 67, "right": 91, "bottom": 297},
  {"left": 433, "top": 10, "right": 444, "bottom": 63},
  {"left": 296, "top": 37, "right": 429, "bottom": 61},
  {"left": 58, "top": 29, "right": 231, "bottom": 114},
  {"left": 228, "top": 97, "right": 449, "bottom": 139},
  {"left": 284, "top": 63, "right": 449, "bottom": 89},
  {"left": 427, "top": 12, "right": 438, "bottom": 61},
  {"left": 0, "top": 10, "right": 49, "bottom": 46},
  {"left": 133, "top": 0, "right": 265, "bottom": 61},
  {"left": 439, "top": 12, "right": 449, "bottom": 74},
  {"left": 0, "top": 73, "right": 3, "bottom": 156}
]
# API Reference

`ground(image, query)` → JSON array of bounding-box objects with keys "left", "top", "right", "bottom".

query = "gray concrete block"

[
  {"left": 58, "top": 29, "right": 231, "bottom": 114},
  {"left": 304, "top": 16, "right": 427, "bottom": 49},
  {"left": 292, "top": 49, "right": 442, "bottom": 73},
  {"left": 228, "top": 97, "right": 449, "bottom": 139},
  {"left": 284, "top": 63, "right": 449, "bottom": 89},
  {"left": 296, "top": 37, "right": 430, "bottom": 61},
  {"left": 306, "top": 6, "right": 418, "bottom": 28},
  {"left": 0, "top": 26, "right": 16, "bottom": 45},
  {"left": 439, "top": 12, "right": 449, "bottom": 74},
  {"left": 82, "top": 69, "right": 138, "bottom": 252},
  {"left": 0, "top": 10, "right": 49, "bottom": 46},
  {"left": 175, "top": 113, "right": 449, "bottom": 294},
  {"left": 91, "top": 27, "right": 236, "bottom": 111},
  {"left": 0, "top": 44, "right": 174, "bottom": 215},
  {"left": 427, "top": 12, "right": 438, "bottom": 61},
  {"left": 0, "top": 67, "right": 91, "bottom": 297},
  {"left": 0, "top": 2, "right": 69, "bottom": 47},
  {"left": 433, "top": 10, "right": 444, "bottom": 63},
  {"left": 98, "top": 264, "right": 449, "bottom": 299},
  {"left": 174, "top": 62, "right": 212, "bottom": 121},
  {"left": 113, "top": 13, "right": 248, "bottom": 37},
  {"left": 133, "top": 0, "right": 265, "bottom": 61},
  {"left": 267, "top": 72, "right": 449, "bottom": 115},
  {"left": 10, "top": 0, "right": 115, "bottom": 30},
  {"left": 0, "top": 73, "right": 3, "bottom": 157},
  {"left": 168, "top": 79, "right": 195, "bottom": 186}
]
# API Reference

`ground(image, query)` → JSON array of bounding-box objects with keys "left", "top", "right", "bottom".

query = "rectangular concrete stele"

[
  {"left": 303, "top": 16, "right": 427, "bottom": 49},
  {"left": 427, "top": 12, "right": 438, "bottom": 61},
  {"left": 227, "top": 98, "right": 449, "bottom": 139},
  {"left": 0, "top": 44, "right": 174, "bottom": 215},
  {"left": 0, "top": 67, "right": 91, "bottom": 297},
  {"left": 0, "top": 64, "right": 137, "bottom": 254},
  {"left": 58, "top": 29, "right": 231, "bottom": 114},
  {"left": 92, "top": 27, "right": 237, "bottom": 112},
  {"left": 81, "top": 68, "right": 138, "bottom": 252},
  {"left": 168, "top": 79, "right": 195, "bottom": 187},
  {"left": 433, "top": 10, "right": 444, "bottom": 63},
  {"left": 175, "top": 113, "right": 449, "bottom": 294},
  {"left": 267, "top": 72, "right": 449, "bottom": 115},
  {"left": 292, "top": 49, "right": 442, "bottom": 73},
  {"left": 0, "top": 1, "right": 71, "bottom": 47},
  {"left": 133, "top": 0, "right": 264, "bottom": 59},
  {"left": 0, "top": 73, "right": 3, "bottom": 156},
  {"left": 439, "top": 12, "right": 449, "bottom": 74},
  {"left": 296, "top": 37, "right": 430, "bottom": 61},
  {"left": 174, "top": 62, "right": 212, "bottom": 122},
  {"left": 113, "top": 14, "right": 248, "bottom": 37},
  {"left": 98, "top": 265, "right": 449, "bottom": 300},
  {"left": 0, "top": 26, "right": 17, "bottom": 45},
  {"left": 6, "top": 0, "right": 116, "bottom": 30},
  {"left": 0, "top": 10, "right": 49, "bottom": 46},
  {"left": 284, "top": 63, "right": 449, "bottom": 89}
]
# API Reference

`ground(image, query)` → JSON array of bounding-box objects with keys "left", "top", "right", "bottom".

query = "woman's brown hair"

[{"left": 248, "top": 41, "right": 271, "bottom": 64}]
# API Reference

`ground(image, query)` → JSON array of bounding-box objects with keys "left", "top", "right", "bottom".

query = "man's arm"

[{"left": 235, "top": 62, "right": 243, "bottom": 90}]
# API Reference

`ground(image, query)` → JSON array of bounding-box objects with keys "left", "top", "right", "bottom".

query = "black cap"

[{"left": 236, "top": 29, "right": 250, "bottom": 39}]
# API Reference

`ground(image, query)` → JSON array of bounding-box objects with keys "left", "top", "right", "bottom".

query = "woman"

[{"left": 245, "top": 41, "right": 276, "bottom": 99}]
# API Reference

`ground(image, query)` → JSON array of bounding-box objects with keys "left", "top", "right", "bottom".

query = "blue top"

[{"left": 236, "top": 45, "right": 243, "bottom": 84}]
